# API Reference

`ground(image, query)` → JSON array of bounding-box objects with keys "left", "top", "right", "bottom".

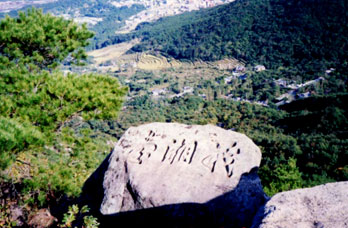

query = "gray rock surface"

[
  {"left": 252, "top": 181, "right": 348, "bottom": 228},
  {"left": 100, "top": 122, "right": 262, "bottom": 215}
]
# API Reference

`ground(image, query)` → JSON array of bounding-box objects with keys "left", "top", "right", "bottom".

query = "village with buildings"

[
  {"left": 111, "top": 0, "right": 236, "bottom": 33},
  {"left": 120, "top": 61, "right": 328, "bottom": 109}
]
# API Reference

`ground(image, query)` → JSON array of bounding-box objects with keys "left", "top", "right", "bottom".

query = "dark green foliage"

[
  {"left": 0, "top": 117, "right": 44, "bottom": 169},
  {"left": 88, "top": 4, "right": 145, "bottom": 49},
  {"left": 297, "top": 134, "right": 347, "bottom": 183},
  {"left": 278, "top": 94, "right": 348, "bottom": 183},
  {"left": 279, "top": 94, "right": 348, "bottom": 134},
  {"left": 260, "top": 158, "right": 303, "bottom": 196},
  {"left": 0, "top": 68, "right": 127, "bottom": 132},
  {"left": 22, "top": 127, "right": 114, "bottom": 199}
]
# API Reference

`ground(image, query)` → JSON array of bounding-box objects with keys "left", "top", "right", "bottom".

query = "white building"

[
  {"left": 254, "top": 65, "right": 266, "bottom": 72},
  {"left": 152, "top": 88, "right": 167, "bottom": 96}
]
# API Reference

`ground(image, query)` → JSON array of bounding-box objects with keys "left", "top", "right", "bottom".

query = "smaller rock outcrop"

[
  {"left": 252, "top": 181, "right": 348, "bottom": 228},
  {"left": 28, "top": 209, "right": 57, "bottom": 228}
]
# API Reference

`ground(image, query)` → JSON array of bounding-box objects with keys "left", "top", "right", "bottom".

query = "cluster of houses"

[
  {"left": 274, "top": 77, "right": 325, "bottom": 90},
  {"left": 223, "top": 94, "right": 269, "bottom": 107},
  {"left": 151, "top": 88, "right": 168, "bottom": 96},
  {"left": 152, "top": 86, "right": 194, "bottom": 98},
  {"left": 150, "top": 64, "right": 269, "bottom": 101},
  {"left": 325, "top": 68, "right": 335, "bottom": 74},
  {"left": 169, "top": 86, "right": 194, "bottom": 98},
  {"left": 287, "top": 77, "right": 325, "bottom": 90},
  {"left": 222, "top": 64, "right": 328, "bottom": 107},
  {"left": 224, "top": 64, "right": 266, "bottom": 84},
  {"left": 126, "top": 63, "right": 328, "bottom": 107},
  {"left": 275, "top": 77, "right": 326, "bottom": 106}
]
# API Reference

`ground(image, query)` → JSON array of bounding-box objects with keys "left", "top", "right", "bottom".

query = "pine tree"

[{"left": 0, "top": 8, "right": 93, "bottom": 70}]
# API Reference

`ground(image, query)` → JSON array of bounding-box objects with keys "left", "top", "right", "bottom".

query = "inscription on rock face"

[
  {"left": 201, "top": 141, "right": 240, "bottom": 178},
  {"left": 161, "top": 139, "right": 198, "bottom": 165},
  {"left": 120, "top": 129, "right": 242, "bottom": 178}
]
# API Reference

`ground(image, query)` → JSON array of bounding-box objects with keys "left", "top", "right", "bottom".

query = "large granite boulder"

[
  {"left": 82, "top": 122, "right": 266, "bottom": 227},
  {"left": 101, "top": 122, "right": 262, "bottom": 214},
  {"left": 252, "top": 181, "right": 348, "bottom": 228}
]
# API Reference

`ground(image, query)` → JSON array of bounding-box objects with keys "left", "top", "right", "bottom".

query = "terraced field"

[
  {"left": 88, "top": 39, "right": 140, "bottom": 65},
  {"left": 89, "top": 43, "right": 183, "bottom": 71},
  {"left": 88, "top": 39, "right": 240, "bottom": 78},
  {"left": 137, "top": 53, "right": 181, "bottom": 70}
]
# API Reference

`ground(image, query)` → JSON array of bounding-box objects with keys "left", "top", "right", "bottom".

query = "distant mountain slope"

[{"left": 128, "top": 0, "right": 348, "bottom": 78}]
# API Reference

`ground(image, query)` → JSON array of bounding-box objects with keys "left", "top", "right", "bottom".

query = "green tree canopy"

[{"left": 0, "top": 8, "right": 93, "bottom": 70}]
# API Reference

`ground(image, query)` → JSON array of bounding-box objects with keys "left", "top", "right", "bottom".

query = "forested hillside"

[{"left": 125, "top": 0, "right": 348, "bottom": 80}]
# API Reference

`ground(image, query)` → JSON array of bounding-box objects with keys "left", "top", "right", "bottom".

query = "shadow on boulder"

[{"left": 79, "top": 153, "right": 111, "bottom": 214}]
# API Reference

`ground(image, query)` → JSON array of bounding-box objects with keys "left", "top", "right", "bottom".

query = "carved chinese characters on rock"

[{"left": 119, "top": 129, "right": 242, "bottom": 178}]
